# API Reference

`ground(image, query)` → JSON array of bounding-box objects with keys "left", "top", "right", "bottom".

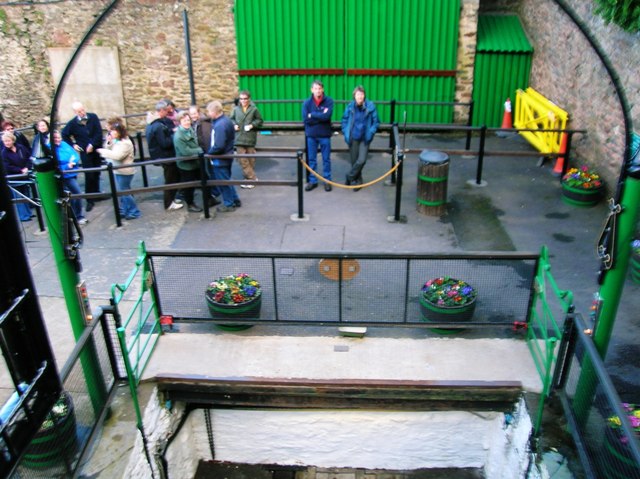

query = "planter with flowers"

[
  {"left": 24, "top": 391, "right": 77, "bottom": 469},
  {"left": 561, "top": 165, "right": 604, "bottom": 207},
  {"left": 603, "top": 403, "right": 640, "bottom": 478},
  {"left": 419, "top": 277, "right": 477, "bottom": 334},
  {"left": 205, "top": 273, "right": 261, "bottom": 330}
]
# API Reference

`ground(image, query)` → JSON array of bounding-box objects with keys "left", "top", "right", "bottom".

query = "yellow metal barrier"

[{"left": 514, "top": 87, "right": 568, "bottom": 153}]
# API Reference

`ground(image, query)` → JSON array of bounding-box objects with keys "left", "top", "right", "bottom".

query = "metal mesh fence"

[
  {"left": 11, "top": 314, "right": 117, "bottom": 478},
  {"left": 558, "top": 316, "right": 640, "bottom": 478},
  {"left": 149, "top": 251, "right": 538, "bottom": 328}
]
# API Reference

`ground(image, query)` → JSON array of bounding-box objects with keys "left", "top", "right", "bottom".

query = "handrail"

[{"left": 526, "top": 245, "right": 573, "bottom": 434}]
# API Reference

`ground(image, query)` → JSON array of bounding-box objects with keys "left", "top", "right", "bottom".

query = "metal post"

[
  {"left": 475, "top": 126, "right": 487, "bottom": 185},
  {"left": 388, "top": 99, "right": 396, "bottom": 149},
  {"left": 572, "top": 176, "right": 640, "bottom": 421},
  {"left": 182, "top": 9, "right": 196, "bottom": 106},
  {"left": 465, "top": 101, "right": 474, "bottom": 150},
  {"left": 106, "top": 163, "right": 122, "bottom": 227},
  {"left": 135, "top": 132, "right": 149, "bottom": 187},
  {"left": 33, "top": 158, "right": 107, "bottom": 412},
  {"left": 390, "top": 151, "right": 404, "bottom": 222},
  {"left": 296, "top": 150, "right": 304, "bottom": 219}
]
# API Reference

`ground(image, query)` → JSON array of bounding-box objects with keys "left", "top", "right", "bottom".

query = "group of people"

[
  {"left": 145, "top": 93, "right": 264, "bottom": 214},
  {"left": 1, "top": 81, "right": 380, "bottom": 225}
]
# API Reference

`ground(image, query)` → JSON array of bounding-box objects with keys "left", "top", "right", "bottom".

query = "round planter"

[
  {"left": 205, "top": 291, "right": 261, "bottom": 331},
  {"left": 601, "top": 426, "right": 640, "bottom": 479},
  {"left": 23, "top": 391, "right": 77, "bottom": 469},
  {"left": 419, "top": 296, "right": 477, "bottom": 335},
  {"left": 561, "top": 182, "right": 603, "bottom": 207}
]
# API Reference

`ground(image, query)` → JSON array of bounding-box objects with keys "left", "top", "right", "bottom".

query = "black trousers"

[{"left": 81, "top": 151, "right": 102, "bottom": 199}]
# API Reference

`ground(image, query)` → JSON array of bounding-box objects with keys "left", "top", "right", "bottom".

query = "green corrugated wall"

[
  {"left": 235, "top": 0, "right": 460, "bottom": 123},
  {"left": 472, "top": 15, "right": 533, "bottom": 127}
]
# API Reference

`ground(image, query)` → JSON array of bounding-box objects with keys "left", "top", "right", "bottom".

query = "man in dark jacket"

[
  {"left": 201, "top": 101, "right": 239, "bottom": 212},
  {"left": 61, "top": 102, "right": 103, "bottom": 211},
  {"left": 145, "top": 100, "right": 183, "bottom": 211},
  {"left": 302, "top": 79, "right": 334, "bottom": 192}
]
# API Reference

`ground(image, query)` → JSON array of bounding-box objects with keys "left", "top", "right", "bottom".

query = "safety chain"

[
  {"left": 299, "top": 151, "right": 404, "bottom": 190},
  {"left": 204, "top": 409, "right": 215, "bottom": 460}
]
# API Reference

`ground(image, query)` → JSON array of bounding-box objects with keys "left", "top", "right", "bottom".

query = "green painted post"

[
  {"left": 572, "top": 176, "right": 640, "bottom": 420},
  {"left": 33, "top": 157, "right": 107, "bottom": 412},
  {"left": 593, "top": 176, "right": 640, "bottom": 357}
]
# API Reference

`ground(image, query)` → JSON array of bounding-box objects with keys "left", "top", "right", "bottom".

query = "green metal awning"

[{"left": 477, "top": 15, "right": 534, "bottom": 53}]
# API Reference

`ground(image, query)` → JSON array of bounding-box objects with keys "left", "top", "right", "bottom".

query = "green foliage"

[{"left": 593, "top": 0, "right": 640, "bottom": 32}]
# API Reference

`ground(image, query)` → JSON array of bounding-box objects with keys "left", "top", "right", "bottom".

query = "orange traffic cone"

[
  {"left": 501, "top": 98, "right": 512, "bottom": 129},
  {"left": 552, "top": 133, "right": 568, "bottom": 176},
  {"left": 496, "top": 98, "right": 513, "bottom": 138}
]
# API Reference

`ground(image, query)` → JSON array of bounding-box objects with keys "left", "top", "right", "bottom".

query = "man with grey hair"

[
  {"left": 145, "top": 100, "right": 183, "bottom": 211},
  {"left": 205, "top": 101, "right": 239, "bottom": 212},
  {"left": 61, "top": 101, "right": 103, "bottom": 211}
]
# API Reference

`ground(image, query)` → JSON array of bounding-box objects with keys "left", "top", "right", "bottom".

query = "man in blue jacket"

[
  {"left": 206, "top": 101, "right": 240, "bottom": 212},
  {"left": 341, "top": 86, "right": 380, "bottom": 191},
  {"left": 302, "top": 80, "right": 334, "bottom": 192},
  {"left": 61, "top": 101, "right": 103, "bottom": 211}
]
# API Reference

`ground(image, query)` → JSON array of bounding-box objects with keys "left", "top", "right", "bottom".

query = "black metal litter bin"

[{"left": 416, "top": 150, "right": 449, "bottom": 216}]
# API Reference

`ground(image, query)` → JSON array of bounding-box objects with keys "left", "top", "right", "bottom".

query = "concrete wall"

[{"left": 125, "top": 390, "right": 534, "bottom": 479}]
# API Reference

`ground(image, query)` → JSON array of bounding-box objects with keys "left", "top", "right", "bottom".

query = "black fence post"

[
  {"left": 475, "top": 126, "right": 487, "bottom": 185},
  {"left": 199, "top": 155, "right": 212, "bottom": 219},
  {"left": 388, "top": 99, "right": 396, "bottom": 149},
  {"left": 296, "top": 150, "right": 304, "bottom": 219},
  {"left": 135, "top": 132, "right": 149, "bottom": 187},
  {"left": 106, "top": 163, "right": 122, "bottom": 227},
  {"left": 389, "top": 122, "right": 398, "bottom": 186},
  {"left": 28, "top": 178, "right": 46, "bottom": 232},
  {"left": 392, "top": 151, "right": 404, "bottom": 222},
  {"left": 465, "top": 101, "right": 474, "bottom": 151}
]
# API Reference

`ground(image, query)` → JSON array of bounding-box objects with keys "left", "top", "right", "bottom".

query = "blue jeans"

[
  {"left": 115, "top": 174, "right": 141, "bottom": 218},
  {"left": 206, "top": 162, "right": 222, "bottom": 199},
  {"left": 212, "top": 164, "right": 239, "bottom": 207},
  {"left": 306, "top": 136, "right": 332, "bottom": 184},
  {"left": 63, "top": 176, "right": 84, "bottom": 220},
  {"left": 10, "top": 185, "right": 31, "bottom": 221}
]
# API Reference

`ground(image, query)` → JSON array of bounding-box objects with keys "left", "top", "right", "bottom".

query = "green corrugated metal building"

[
  {"left": 472, "top": 15, "right": 533, "bottom": 127},
  {"left": 234, "top": 0, "right": 460, "bottom": 123}
]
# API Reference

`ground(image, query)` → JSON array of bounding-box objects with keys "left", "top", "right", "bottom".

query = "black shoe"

[
  {"left": 188, "top": 204, "right": 203, "bottom": 213},
  {"left": 345, "top": 176, "right": 352, "bottom": 186},
  {"left": 305, "top": 183, "right": 318, "bottom": 191},
  {"left": 324, "top": 183, "right": 332, "bottom": 192},
  {"left": 208, "top": 196, "right": 221, "bottom": 207},
  {"left": 86, "top": 202, "right": 94, "bottom": 212},
  {"left": 233, "top": 199, "right": 242, "bottom": 207}
]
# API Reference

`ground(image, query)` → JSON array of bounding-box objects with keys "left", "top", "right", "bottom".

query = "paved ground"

[{"left": 7, "top": 131, "right": 639, "bottom": 477}]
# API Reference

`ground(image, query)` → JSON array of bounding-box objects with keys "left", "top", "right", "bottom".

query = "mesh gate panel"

[{"left": 149, "top": 253, "right": 537, "bottom": 327}]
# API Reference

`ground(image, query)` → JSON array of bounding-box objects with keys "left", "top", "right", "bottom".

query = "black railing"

[
  {"left": 145, "top": 250, "right": 540, "bottom": 330},
  {"left": 9, "top": 307, "right": 123, "bottom": 479},
  {"left": 553, "top": 314, "right": 640, "bottom": 478}
]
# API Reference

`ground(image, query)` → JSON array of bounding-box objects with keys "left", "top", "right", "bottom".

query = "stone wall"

[
  {"left": 482, "top": 0, "right": 640, "bottom": 190},
  {"left": 455, "top": 0, "right": 480, "bottom": 122},
  {"left": 0, "top": 0, "right": 237, "bottom": 131}
]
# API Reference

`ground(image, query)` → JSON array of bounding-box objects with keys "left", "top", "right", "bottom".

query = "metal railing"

[
  {"left": 143, "top": 249, "right": 539, "bottom": 328},
  {"left": 553, "top": 314, "right": 640, "bottom": 478},
  {"left": 10, "top": 308, "right": 122, "bottom": 478},
  {"left": 527, "top": 245, "right": 574, "bottom": 434}
]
